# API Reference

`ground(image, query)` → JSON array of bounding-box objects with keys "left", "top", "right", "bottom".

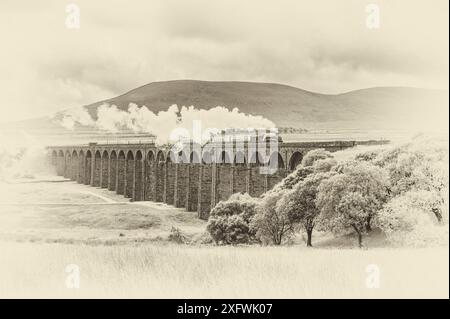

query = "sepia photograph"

[{"left": 0, "top": 0, "right": 448, "bottom": 304}]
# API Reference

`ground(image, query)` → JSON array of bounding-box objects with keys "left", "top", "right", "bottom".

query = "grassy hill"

[
  {"left": 4, "top": 80, "right": 448, "bottom": 145},
  {"left": 79, "top": 80, "right": 447, "bottom": 130}
]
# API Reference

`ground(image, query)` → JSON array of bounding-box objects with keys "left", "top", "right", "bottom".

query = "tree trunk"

[
  {"left": 357, "top": 232, "right": 363, "bottom": 248},
  {"left": 366, "top": 217, "right": 372, "bottom": 232},
  {"left": 306, "top": 228, "right": 313, "bottom": 247},
  {"left": 352, "top": 224, "right": 363, "bottom": 248}
]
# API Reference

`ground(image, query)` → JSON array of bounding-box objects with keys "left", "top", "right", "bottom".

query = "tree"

[
  {"left": 271, "top": 151, "right": 335, "bottom": 192},
  {"left": 206, "top": 193, "right": 258, "bottom": 245},
  {"left": 272, "top": 165, "right": 314, "bottom": 191},
  {"left": 376, "top": 188, "right": 449, "bottom": 246},
  {"left": 278, "top": 172, "right": 334, "bottom": 247},
  {"left": 250, "top": 190, "right": 295, "bottom": 245},
  {"left": 316, "top": 162, "right": 389, "bottom": 248},
  {"left": 301, "top": 149, "right": 333, "bottom": 167}
]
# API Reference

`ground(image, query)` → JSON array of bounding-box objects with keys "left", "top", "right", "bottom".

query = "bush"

[
  {"left": 206, "top": 193, "right": 258, "bottom": 245},
  {"left": 301, "top": 149, "right": 333, "bottom": 167},
  {"left": 168, "top": 227, "right": 188, "bottom": 244},
  {"left": 317, "top": 162, "right": 389, "bottom": 247},
  {"left": 376, "top": 189, "right": 449, "bottom": 246},
  {"left": 250, "top": 190, "right": 296, "bottom": 245}
]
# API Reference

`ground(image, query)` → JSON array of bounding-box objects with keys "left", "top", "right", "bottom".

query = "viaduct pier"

[{"left": 47, "top": 139, "right": 387, "bottom": 219}]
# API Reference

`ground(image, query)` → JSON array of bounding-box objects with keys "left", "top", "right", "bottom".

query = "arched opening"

[
  {"left": 144, "top": 150, "right": 156, "bottom": 201},
  {"left": 166, "top": 151, "right": 174, "bottom": 163},
  {"left": 92, "top": 150, "right": 101, "bottom": 187},
  {"left": 85, "top": 150, "right": 92, "bottom": 185},
  {"left": 178, "top": 151, "right": 189, "bottom": 164},
  {"left": 154, "top": 150, "right": 165, "bottom": 202},
  {"left": 147, "top": 151, "right": 155, "bottom": 162},
  {"left": 125, "top": 151, "right": 135, "bottom": 198},
  {"left": 156, "top": 150, "right": 165, "bottom": 162},
  {"left": 78, "top": 150, "right": 85, "bottom": 183},
  {"left": 269, "top": 152, "right": 285, "bottom": 169},
  {"left": 234, "top": 151, "right": 247, "bottom": 166},
  {"left": 51, "top": 150, "right": 57, "bottom": 167},
  {"left": 164, "top": 151, "right": 175, "bottom": 204},
  {"left": 109, "top": 151, "right": 117, "bottom": 191},
  {"left": 190, "top": 151, "right": 200, "bottom": 164},
  {"left": 116, "top": 151, "right": 125, "bottom": 195},
  {"left": 249, "top": 151, "right": 264, "bottom": 166},
  {"left": 134, "top": 150, "right": 143, "bottom": 201},
  {"left": 71, "top": 150, "right": 78, "bottom": 181},
  {"left": 202, "top": 151, "right": 212, "bottom": 164},
  {"left": 220, "top": 150, "right": 232, "bottom": 164},
  {"left": 289, "top": 151, "right": 303, "bottom": 171},
  {"left": 100, "top": 150, "right": 109, "bottom": 188},
  {"left": 186, "top": 151, "right": 201, "bottom": 212},
  {"left": 64, "top": 151, "right": 71, "bottom": 178}
]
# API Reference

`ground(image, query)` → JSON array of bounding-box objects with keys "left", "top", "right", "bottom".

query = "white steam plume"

[
  {"left": 57, "top": 107, "right": 95, "bottom": 130},
  {"left": 60, "top": 103, "right": 276, "bottom": 145}
]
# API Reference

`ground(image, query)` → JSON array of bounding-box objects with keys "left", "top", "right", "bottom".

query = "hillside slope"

[
  {"left": 6, "top": 80, "right": 448, "bottom": 145},
  {"left": 81, "top": 80, "right": 448, "bottom": 130}
]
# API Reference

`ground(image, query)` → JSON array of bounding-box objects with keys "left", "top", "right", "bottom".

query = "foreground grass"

[{"left": 0, "top": 242, "right": 447, "bottom": 298}]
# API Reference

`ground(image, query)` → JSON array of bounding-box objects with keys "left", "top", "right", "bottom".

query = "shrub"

[
  {"left": 251, "top": 190, "right": 296, "bottom": 245},
  {"left": 317, "top": 162, "right": 389, "bottom": 247},
  {"left": 206, "top": 193, "right": 258, "bottom": 245},
  {"left": 301, "top": 149, "right": 333, "bottom": 167}
]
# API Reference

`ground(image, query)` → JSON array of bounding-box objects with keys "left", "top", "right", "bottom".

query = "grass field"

[
  {"left": 0, "top": 178, "right": 448, "bottom": 298},
  {"left": 0, "top": 243, "right": 447, "bottom": 298}
]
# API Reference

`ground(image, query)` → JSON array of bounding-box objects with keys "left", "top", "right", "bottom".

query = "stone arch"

[
  {"left": 100, "top": 150, "right": 109, "bottom": 188},
  {"left": 202, "top": 151, "right": 212, "bottom": 164},
  {"left": 134, "top": 150, "right": 143, "bottom": 201},
  {"left": 234, "top": 151, "right": 247, "bottom": 166},
  {"left": 164, "top": 151, "right": 175, "bottom": 204},
  {"left": 249, "top": 151, "right": 264, "bottom": 166},
  {"left": 92, "top": 150, "right": 101, "bottom": 187},
  {"left": 269, "top": 151, "right": 285, "bottom": 169},
  {"left": 109, "top": 150, "right": 117, "bottom": 191},
  {"left": 125, "top": 151, "right": 135, "bottom": 198},
  {"left": 156, "top": 150, "right": 165, "bottom": 162},
  {"left": 144, "top": 150, "right": 156, "bottom": 201},
  {"left": 51, "top": 150, "right": 57, "bottom": 167},
  {"left": 85, "top": 150, "right": 92, "bottom": 185},
  {"left": 64, "top": 150, "right": 71, "bottom": 178},
  {"left": 71, "top": 150, "right": 79, "bottom": 181},
  {"left": 190, "top": 151, "right": 200, "bottom": 164},
  {"left": 78, "top": 150, "right": 85, "bottom": 183},
  {"left": 289, "top": 151, "right": 303, "bottom": 171},
  {"left": 220, "top": 150, "right": 232, "bottom": 164},
  {"left": 166, "top": 151, "right": 174, "bottom": 163},
  {"left": 178, "top": 150, "right": 189, "bottom": 164},
  {"left": 116, "top": 151, "right": 126, "bottom": 195},
  {"left": 155, "top": 150, "right": 165, "bottom": 202},
  {"left": 147, "top": 150, "right": 155, "bottom": 161}
]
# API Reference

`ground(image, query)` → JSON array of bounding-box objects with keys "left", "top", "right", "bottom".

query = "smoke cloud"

[{"left": 59, "top": 104, "right": 276, "bottom": 145}]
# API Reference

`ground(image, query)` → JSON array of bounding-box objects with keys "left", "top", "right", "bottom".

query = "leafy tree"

[
  {"left": 206, "top": 193, "right": 258, "bottom": 245},
  {"left": 250, "top": 190, "right": 295, "bottom": 245},
  {"left": 272, "top": 166, "right": 314, "bottom": 191},
  {"left": 316, "top": 162, "right": 389, "bottom": 248},
  {"left": 377, "top": 189, "right": 449, "bottom": 246},
  {"left": 278, "top": 172, "right": 334, "bottom": 246},
  {"left": 272, "top": 150, "right": 335, "bottom": 192},
  {"left": 301, "top": 149, "right": 333, "bottom": 167}
]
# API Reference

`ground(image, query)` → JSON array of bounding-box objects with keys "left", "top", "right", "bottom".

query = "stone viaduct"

[{"left": 47, "top": 138, "right": 386, "bottom": 219}]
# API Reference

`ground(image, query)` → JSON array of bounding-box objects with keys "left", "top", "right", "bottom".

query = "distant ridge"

[{"left": 15, "top": 80, "right": 450, "bottom": 134}]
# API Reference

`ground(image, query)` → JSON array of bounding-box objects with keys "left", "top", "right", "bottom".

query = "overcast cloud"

[{"left": 0, "top": 0, "right": 448, "bottom": 121}]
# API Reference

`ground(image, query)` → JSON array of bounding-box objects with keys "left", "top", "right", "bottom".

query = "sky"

[{"left": 0, "top": 0, "right": 448, "bottom": 122}]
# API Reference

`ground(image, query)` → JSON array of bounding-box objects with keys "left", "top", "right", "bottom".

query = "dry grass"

[
  {"left": 0, "top": 242, "right": 447, "bottom": 299},
  {"left": 0, "top": 179, "right": 448, "bottom": 299}
]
